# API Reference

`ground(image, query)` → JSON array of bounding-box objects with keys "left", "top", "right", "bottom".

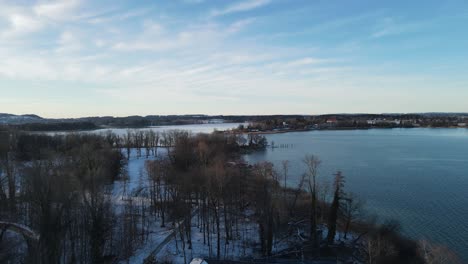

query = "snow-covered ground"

[
  {"left": 112, "top": 148, "right": 166, "bottom": 197},
  {"left": 111, "top": 148, "right": 177, "bottom": 263},
  {"left": 111, "top": 148, "right": 358, "bottom": 263},
  {"left": 156, "top": 217, "right": 259, "bottom": 264},
  {"left": 112, "top": 149, "right": 263, "bottom": 263},
  {"left": 121, "top": 224, "right": 175, "bottom": 264}
]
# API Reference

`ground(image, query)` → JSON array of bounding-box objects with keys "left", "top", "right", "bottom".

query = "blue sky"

[{"left": 0, "top": 0, "right": 467, "bottom": 117}]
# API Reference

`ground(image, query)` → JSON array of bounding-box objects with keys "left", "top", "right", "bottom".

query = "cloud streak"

[
  {"left": 34, "top": 0, "right": 81, "bottom": 21},
  {"left": 371, "top": 17, "right": 425, "bottom": 38},
  {"left": 1, "top": 0, "right": 467, "bottom": 117},
  {"left": 210, "top": 0, "right": 271, "bottom": 17}
]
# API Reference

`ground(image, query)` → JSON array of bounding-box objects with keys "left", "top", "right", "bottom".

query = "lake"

[
  {"left": 41, "top": 122, "right": 245, "bottom": 136},
  {"left": 244, "top": 128, "right": 468, "bottom": 260}
]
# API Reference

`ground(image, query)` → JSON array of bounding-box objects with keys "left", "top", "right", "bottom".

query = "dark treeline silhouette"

[
  {"left": 0, "top": 128, "right": 460, "bottom": 263},
  {"left": 235, "top": 114, "right": 467, "bottom": 133},
  {"left": 2, "top": 113, "right": 466, "bottom": 132},
  {"left": 9, "top": 121, "right": 98, "bottom": 132}
]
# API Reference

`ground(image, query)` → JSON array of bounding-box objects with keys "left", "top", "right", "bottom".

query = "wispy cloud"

[
  {"left": 285, "top": 57, "right": 329, "bottom": 67},
  {"left": 0, "top": 0, "right": 85, "bottom": 40},
  {"left": 210, "top": 0, "right": 271, "bottom": 17},
  {"left": 33, "top": 0, "right": 82, "bottom": 21},
  {"left": 1, "top": 0, "right": 467, "bottom": 116},
  {"left": 55, "top": 31, "right": 82, "bottom": 53},
  {"left": 86, "top": 7, "right": 152, "bottom": 24},
  {"left": 371, "top": 17, "right": 424, "bottom": 38},
  {"left": 111, "top": 18, "right": 254, "bottom": 52}
]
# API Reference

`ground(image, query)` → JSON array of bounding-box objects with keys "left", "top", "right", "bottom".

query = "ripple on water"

[{"left": 244, "top": 128, "right": 468, "bottom": 261}]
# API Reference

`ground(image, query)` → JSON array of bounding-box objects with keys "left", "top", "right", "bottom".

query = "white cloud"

[
  {"left": 34, "top": 0, "right": 81, "bottom": 21},
  {"left": 142, "top": 20, "right": 164, "bottom": 35},
  {"left": 227, "top": 18, "right": 255, "bottom": 33},
  {"left": 86, "top": 7, "right": 151, "bottom": 24},
  {"left": 95, "top": 39, "right": 105, "bottom": 47},
  {"left": 55, "top": 31, "right": 81, "bottom": 53},
  {"left": 4, "top": 13, "right": 43, "bottom": 37},
  {"left": 285, "top": 57, "right": 329, "bottom": 67},
  {"left": 0, "top": 1, "right": 344, "bottom": 106},
  {"left": 210, "top": 0, "right": 271, "bottom": 17},
  {"left": 111, "top": 19, "right": 252, "bottom": 52},
  {"left": 112, "top": 36, "right": 186, "bottom": 52},
  {"left": 0, "top": 0, "right": 84, "bottom": 40},
  {"left": 2, "top": 0, "right": 462, "bottom": 116}
]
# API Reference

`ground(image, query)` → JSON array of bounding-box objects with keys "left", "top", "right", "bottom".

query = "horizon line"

[{"left": 3, "top": 111, "right": 468, "bottom": 120}]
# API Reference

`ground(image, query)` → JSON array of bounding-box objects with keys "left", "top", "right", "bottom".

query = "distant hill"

[
  {"left": 1, "top": 112, "right": 467, "bottom": 131},
  {"left": 0, "top": 113, "right": 44, "bottom": 124}
]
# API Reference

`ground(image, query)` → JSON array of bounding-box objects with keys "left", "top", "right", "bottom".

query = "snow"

[
  {"left": 190, "top": 258, "right": 208, "bottom": 264},
  {"left": 0, "top": 114, "right": 42, "bottom": 124},
  {"left": 111, "top": 147, "right": 359, "bottom": 263},
  {"left": 120, "top": 225, "right": 174, "bottom": 264},
  {"left": 111, "top": 147, "right": 178, "bottom": 263},
  {"left": 0, "top": 221, "right": 40, "bottom": 241},
  {"left": 111, "top": 150, "right": 298, "bottom": 263},
  {"left": 112, "top": 148, "right": 168, "bottom": 198},
  {"left": 155, "top": 212, "right": 260, "bottom": 264},
  {"left": 321, "top": 225, "right": 358, "bottom": 245}
]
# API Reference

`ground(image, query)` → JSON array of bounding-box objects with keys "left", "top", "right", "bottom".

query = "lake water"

[
  {"left": 42, "top": 122, "right": 245, "bottom": 136},
  {"left": 244, "top": 128, "right": 468, "bottom": 260}
]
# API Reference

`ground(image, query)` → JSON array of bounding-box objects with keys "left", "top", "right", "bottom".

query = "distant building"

[
  {"left": 458, "top": 123, "right": 466, "bottom": 127},
  {"left": 326, "top": 117, "right": 338, "bottom": 124},
  {"left": 203, "top": 119, "right": 224, "bottom": 124},
  {"left": 367, "top": 119, "right": 400, "bottom": 125}
]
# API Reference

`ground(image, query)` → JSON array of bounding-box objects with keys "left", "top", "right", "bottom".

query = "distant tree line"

[
  {"left": 236, "top": 114, "right": 467, "bottom": 133},
  {"left": 2, "top": 113, "right": 466, "bottom": 132},
  {"left": 4, "top": 122, "right": 98, "bottom": 132}
]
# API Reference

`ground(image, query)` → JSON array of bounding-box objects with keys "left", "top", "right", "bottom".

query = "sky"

[{"left": 0, "top": 0, "right": 467, "bottom": 118}]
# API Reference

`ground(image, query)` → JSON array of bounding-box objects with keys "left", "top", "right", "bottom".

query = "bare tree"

[
  {"left": 0, "top": 132, "right": 17, "bottom": 213},
  {"left": 303, "top": 154, "right": 321, "bottom": 246},
  {"left": 340, "top": 192, "right": 364, "bottom": 239},
  {"left": 124, "top": 130, "right": 132, "bottom": 160},
  {"left": 281, "top": 160, "right": 289, "bottom": 194}
]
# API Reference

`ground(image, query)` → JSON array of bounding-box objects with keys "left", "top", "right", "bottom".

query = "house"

[
  {"left": 202, "top": 119, "right": 224, "bottom": 124},
  {"left": 326, "top": 117, "right": 338, "bottom": 124},
  {"left": 458, "top": 123, "right": 466, "bottom": 127},
  {"left": 367, "top": 119, "right": 401, "bottom": 126}
]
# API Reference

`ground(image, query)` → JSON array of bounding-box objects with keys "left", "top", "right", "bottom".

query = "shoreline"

[
  {"left": 14, "top": 124, "right": 468, "bottom": 135},
  {"left": 229, "top": 125, "right": 467, "bottom": 135}
]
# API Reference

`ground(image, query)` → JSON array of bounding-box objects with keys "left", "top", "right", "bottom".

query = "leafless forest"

[{"left": 0, "top": 129, "right": 459, "bottom": 263}]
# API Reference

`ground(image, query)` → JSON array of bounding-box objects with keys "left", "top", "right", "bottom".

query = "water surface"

[
  {"left": 42, "top": 122, "right": 245, "bottom": 136},
  {"left": 244, "top": 128, "right": 468, "bottom": 260}
]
